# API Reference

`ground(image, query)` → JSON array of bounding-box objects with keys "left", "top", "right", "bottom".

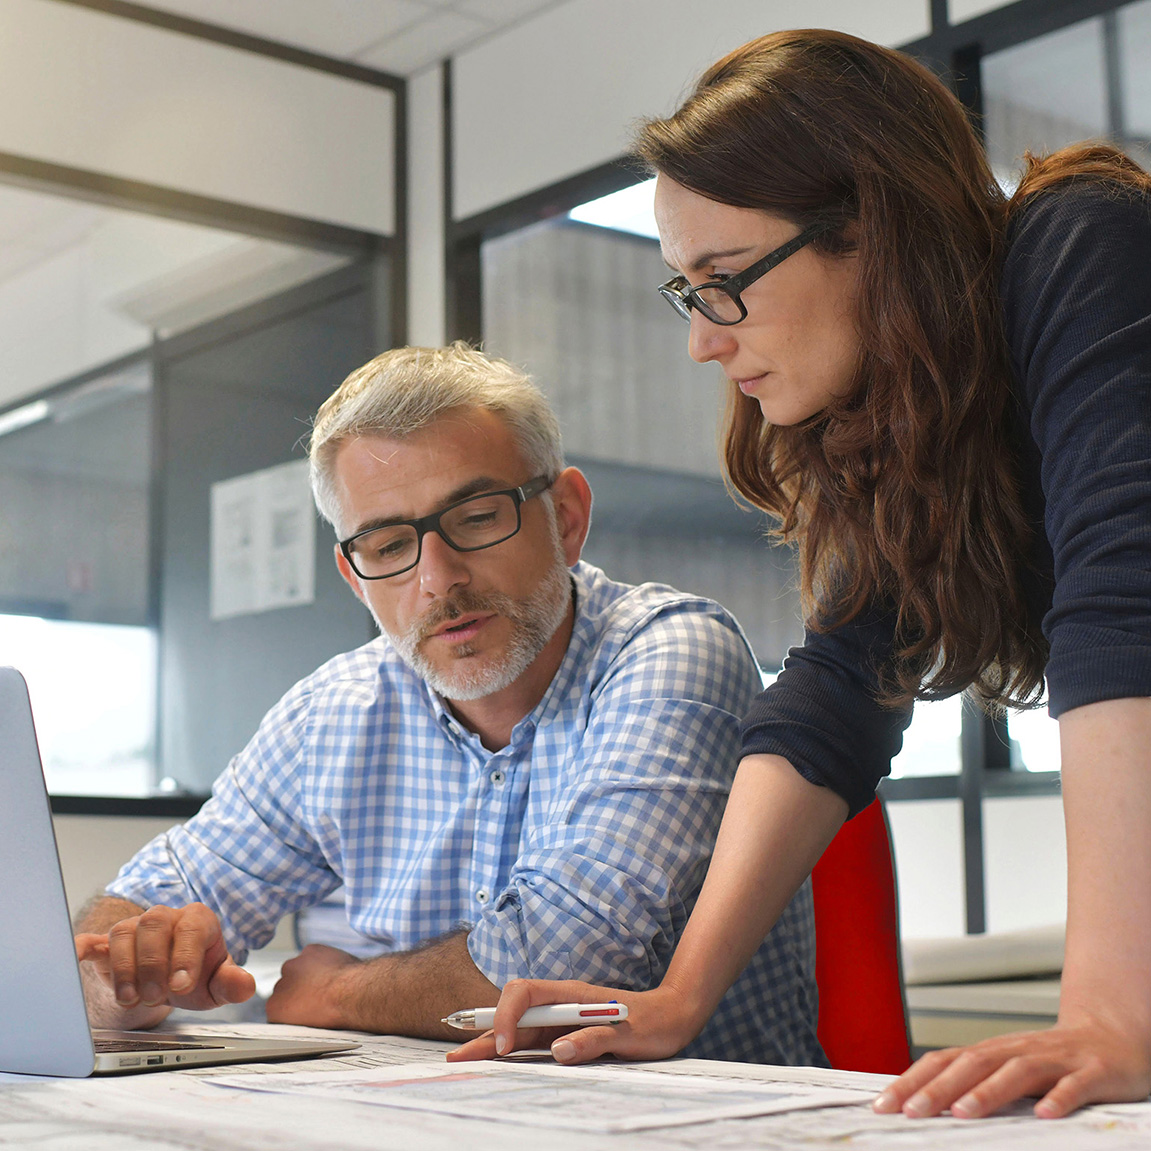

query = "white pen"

[{"left": 441, "top": 1002, "right": 629, "bottom": 1030}]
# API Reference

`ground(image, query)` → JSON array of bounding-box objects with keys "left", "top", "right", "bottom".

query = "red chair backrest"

[{"left": 811, "top": 796, "right": 912, "bottom": 1074}]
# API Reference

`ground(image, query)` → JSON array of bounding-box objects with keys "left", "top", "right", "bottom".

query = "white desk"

[{"left": 3, "top": 1024, "right": 1151, "bottom": 1150}]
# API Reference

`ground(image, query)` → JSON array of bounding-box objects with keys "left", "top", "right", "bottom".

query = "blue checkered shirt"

[{"left": 109, "top": 561, "right": 823, "bottom": 1065}]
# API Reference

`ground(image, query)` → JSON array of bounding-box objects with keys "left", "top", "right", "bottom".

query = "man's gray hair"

[{"left": 309, "top": 342, "right": 564, "bottom": 529}]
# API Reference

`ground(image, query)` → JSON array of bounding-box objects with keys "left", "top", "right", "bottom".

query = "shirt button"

[
  {"left": 475, "top": 887, "right": 491, "bottom": 905},
  {"left": 490, "top": 769, "right": 506, "bottom": 787}
]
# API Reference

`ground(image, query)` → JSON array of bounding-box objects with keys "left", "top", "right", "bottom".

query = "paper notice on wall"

[{"left": 210, "top": 459, "right": 315, "bottom": 620}]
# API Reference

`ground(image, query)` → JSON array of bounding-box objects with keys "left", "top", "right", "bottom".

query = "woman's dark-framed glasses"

[
  {"left": 339, "top": 475, "right": 553, "bottom": 580},
  {"left": 657, "top": 222, "right": 829, "bottom": 325}
]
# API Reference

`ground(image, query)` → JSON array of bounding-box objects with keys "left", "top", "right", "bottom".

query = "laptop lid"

[
  {"left": 0, "top": 666, "right": 357, "bottom": 1076},
  {"left": 0, "top": 665, "right": 99, "bottom": 1076}
]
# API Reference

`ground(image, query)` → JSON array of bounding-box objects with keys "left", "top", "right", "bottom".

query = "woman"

[{"left": 449, "top": 28, "right": 1151, "bottom": 1119}]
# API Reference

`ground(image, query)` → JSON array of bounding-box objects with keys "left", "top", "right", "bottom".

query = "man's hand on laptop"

[{"left": 74, "top": 899, "right": 255, "bottom": 1029}]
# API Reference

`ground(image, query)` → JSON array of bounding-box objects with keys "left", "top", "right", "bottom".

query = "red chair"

[{"left": 811, "top": 796, "right": 912, "bottom": 1074}]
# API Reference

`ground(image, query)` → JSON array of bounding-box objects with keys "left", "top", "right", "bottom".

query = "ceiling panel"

[
  {"left": 137, "top": 0, "right": 431, "bottom": 59},
  {"left": 128, "top": 0, "right": 571, "bottom": 74},
  {"left": 355, "top": 9, "right": 489, "bottom": 73}
]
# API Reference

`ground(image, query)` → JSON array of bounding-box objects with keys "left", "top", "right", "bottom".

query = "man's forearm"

[
  {"left": 75, "top": 894, "right": 146, "bottom": 934},
  {"left": 74, "top": 895, "right": 166, "bottom": 1029},
  {"left": 270, "top": 930, "right": 499, "bottom": 1039}
]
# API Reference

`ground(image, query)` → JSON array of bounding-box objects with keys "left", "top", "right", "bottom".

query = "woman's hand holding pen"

[{"left": 445, "top": 979, "right": 704, "bottom": 1064}]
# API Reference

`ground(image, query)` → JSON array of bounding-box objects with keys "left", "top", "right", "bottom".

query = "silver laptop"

[{"left": 0, "top": 665, "right": 359, "bottom": 1076}]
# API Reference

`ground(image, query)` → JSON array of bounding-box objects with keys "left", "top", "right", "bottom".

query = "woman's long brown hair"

[{"left": 637, "top": 28, "right": 1151, "bottom": 708}]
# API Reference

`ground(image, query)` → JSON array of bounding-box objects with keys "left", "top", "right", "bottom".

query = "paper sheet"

[
  {"left": 210, "top": 459, "right": 315, "bottom": 620},
  {"left": 208, "top": 1060, "right": 871, "bottom": 1132},
  {"left": 5, "top": 1028, "right": 1151, "bottom": 1150}
]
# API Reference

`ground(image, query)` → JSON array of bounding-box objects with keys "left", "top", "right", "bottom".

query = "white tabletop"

[{"left": 2, "top": 1023, "right": 1150, "bottom": 1150}]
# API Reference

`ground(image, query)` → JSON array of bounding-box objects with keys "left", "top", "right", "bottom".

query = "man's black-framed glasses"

[
  {"left": 657, "top": 222, "right": 830, "bottom": 325},
  {"left": 339, "top": 475, "right": 554, "bottom": 580}
]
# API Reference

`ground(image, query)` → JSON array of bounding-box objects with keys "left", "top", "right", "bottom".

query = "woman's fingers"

[
  {"left": 549, "top": 1024, "right": 628, "bottom": 1064},
  {"left": 446, "top": 1031, "right": 500, "bottom": 1061},
  {"left": 449, "top": 979, "right": 697, "bottom": 1066},
  {"left": 874, "top": 1020, "right": 1151, "bottom": 1119},
  {"left": 489, "top": 979, "right": 611, "bottom": 1057},
  {"left": 446, "top": 1027, "right": 555, "bottom": 1062}
]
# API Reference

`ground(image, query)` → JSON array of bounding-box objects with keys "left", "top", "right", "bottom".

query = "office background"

[{"left": 0, "top": 0, "right": 1140, "bottom": 950}]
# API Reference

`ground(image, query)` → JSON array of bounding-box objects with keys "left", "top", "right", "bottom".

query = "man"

[{"left": 75, "top": 343, "right": 822, "bottom": 1065}]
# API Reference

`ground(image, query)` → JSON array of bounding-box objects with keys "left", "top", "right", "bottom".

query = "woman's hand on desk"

[
  {"left": 873, "top": 1013, "right": 1151, "bottom": 1119},
  {"left": 445, "top": 978, "right": 704, "bottom": 1064}
]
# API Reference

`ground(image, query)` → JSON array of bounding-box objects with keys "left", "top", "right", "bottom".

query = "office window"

[
  {"left": 983, "top": 17, "right": 1108, "bottom": 187},
  {"left": 0, "top": 613, "right": 156, "bottom": 795},
  {"left": 0, "top": 359, "right": 155, "bottom": 796},
  {"left": 890, "top": 696, "right": 964, "bottom": 778},
  {"left": 1008, "top": 706, "right": 1062, "bottom": 772},
  {"left": 983, "top": 0, "right": 1151, "bottom": 184}
]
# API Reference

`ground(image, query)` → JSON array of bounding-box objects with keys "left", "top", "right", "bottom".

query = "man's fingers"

[
  {"left": 99, "top": 903, "right": 230, "bottom": 1010},
  {"left": 74, "top": 933, "right": 110, "bottom": 964},
  {"left": 168, "top": 903, "right": 226, "bottom": 995},
  {"left": 134, "top": 905, "right": 203, "bottom": 1006},
  {"left": 206, "top": 957, "right": 257, "bottom": 1007},
  {"left": 107, "top": 914, "right": 149, "bottom": 1006}
]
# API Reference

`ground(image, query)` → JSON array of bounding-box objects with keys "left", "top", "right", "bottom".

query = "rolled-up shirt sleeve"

[
  {"left": 106, "top": 681, "right": 341, "bottom": 963},
  {"left": 466, "top": 600, "right": 762, "bottom": 989}
]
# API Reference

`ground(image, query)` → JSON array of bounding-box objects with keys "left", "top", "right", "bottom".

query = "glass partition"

[{"left": 0, "top": 177, "right": 372, "bottom": 798}]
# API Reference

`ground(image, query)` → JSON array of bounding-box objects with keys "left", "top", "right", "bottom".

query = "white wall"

[
  {"left": 53, "top": 813, "right": 175, "bottom": 915},
  {"left": 451, "top": 0, "right": 931, "bottom": 221},
  {"left": 0, "top": 0, "right": 395, "bottom": 234}
]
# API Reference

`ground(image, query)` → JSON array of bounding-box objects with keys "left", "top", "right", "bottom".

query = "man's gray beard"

[{"left": 376, "top": 544, "right": 573, "bottom": 702}]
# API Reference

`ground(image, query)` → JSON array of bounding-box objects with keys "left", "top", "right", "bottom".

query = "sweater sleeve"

[
  {"left": 740, "top": 603, "right": 912, "bottom": 819},
  {"left": 1003, "top": 183, "right": 1151, "bottom": 716}
]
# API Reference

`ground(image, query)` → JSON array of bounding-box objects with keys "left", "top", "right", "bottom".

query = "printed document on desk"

[{"left": 208, "top": 1060, "right": 872, "bottom": 1133}]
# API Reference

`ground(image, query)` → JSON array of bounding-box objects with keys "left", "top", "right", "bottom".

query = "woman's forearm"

[
  {"left": 1058, "top": 698, "right": 1151, "bottom": 1040},
  {"left": 877, "top": 696, "right": 1151, "bottom": 1119},
  {"left": 663, "top": 753, "right": 849, "bottom": 1028}
]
